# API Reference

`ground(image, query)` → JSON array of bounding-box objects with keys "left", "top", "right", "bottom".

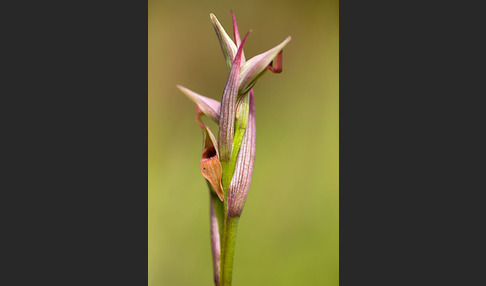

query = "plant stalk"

[{"left": 220, "top": 215, "right": 240, "bottom": 286}]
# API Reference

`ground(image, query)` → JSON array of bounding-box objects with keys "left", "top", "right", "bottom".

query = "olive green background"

[{"left": 148, "top": 0, "right": 338, "bottom": 285}]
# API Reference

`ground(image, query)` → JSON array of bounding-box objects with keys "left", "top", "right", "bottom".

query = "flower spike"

[{"left": 176, "top": 12, "right": 291, "bottom": 286}]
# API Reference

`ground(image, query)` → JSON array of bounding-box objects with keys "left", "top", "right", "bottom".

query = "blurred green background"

[{"left": 148, "top": 0, "right": 338, "bottom": 285}]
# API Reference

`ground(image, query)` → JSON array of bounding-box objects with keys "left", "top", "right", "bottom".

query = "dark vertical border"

[
  {"left": 340, "top": 0, "right": 423, "bottom": 283},
  {"left": 2, "top": 0, "right": 148, "bottom": 284},
  {"left": 340, "top": 1, "right": 380, "bottom": 283},
  {"left": 340, "top": 1, "right": 484, "bottom": 285},
  {"left": 77, "top": 1, "right": 149, "bottom": 284}
]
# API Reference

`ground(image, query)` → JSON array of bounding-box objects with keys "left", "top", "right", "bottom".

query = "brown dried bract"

[{"left": 200, "top": 127, "right": 224, "bottom": 201}]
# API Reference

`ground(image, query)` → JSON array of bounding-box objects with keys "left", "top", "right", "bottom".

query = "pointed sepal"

[
  {"left": 210, "top": 13, "right": 239, "bottom": 71},
  {"left": 177, "top": 85, "right": 221, "bottom": 123}
]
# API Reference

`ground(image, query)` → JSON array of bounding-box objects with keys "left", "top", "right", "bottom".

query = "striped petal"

[{"left": 228, "top": 90, "right": 256, "bottom": 217}]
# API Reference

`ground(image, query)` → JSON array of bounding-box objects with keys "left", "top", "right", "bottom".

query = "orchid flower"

[{"left": 177, "top": 11, "right": 290, "bottom": 286}]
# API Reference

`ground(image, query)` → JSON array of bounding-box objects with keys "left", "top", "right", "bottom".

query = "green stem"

[
  {"left": 220, "top": 142, "right": 242, "bottom": 286},
  {"left": 220, "top": 215, "right": 240, "bottom": 286}
]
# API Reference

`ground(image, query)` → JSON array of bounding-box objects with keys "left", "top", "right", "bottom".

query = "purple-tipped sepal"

[
  {"left": 230, "top": 10, "right": 246, "bottom": 63},
  {"left": 218, "top": 31, "right": 250, "bottom": 163}
]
